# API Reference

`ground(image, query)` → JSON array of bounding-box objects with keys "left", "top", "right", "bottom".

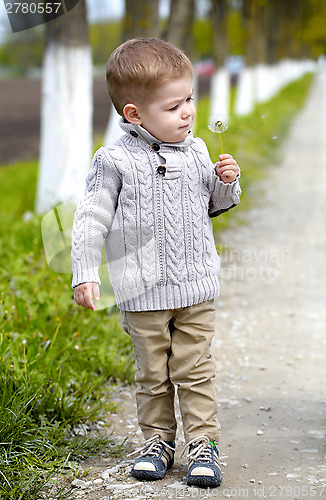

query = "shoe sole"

[
  {"left": 186, "top": 475, "right": 222, "bottom": 488},
  {"left": 131, "top": 469, "right": 167, "bottom": 481}
]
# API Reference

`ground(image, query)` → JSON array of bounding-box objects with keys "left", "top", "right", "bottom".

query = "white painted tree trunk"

[
  {"left": 36, "top": 44, "right": 92, "bottom": 214},
  {"left": 209, "top": 68, "right": 230, "bottom": 120},
  {"left": 255, "top": 63, "right": 277, "bottom": 103},
  {"left": 234, "top": 59, "right": 317, "bottom": 118},
  {"left": 234, "top": 66, "right": 255, "bottom": 116},
  {"left": 277, "top": 59, "right": 297, "bottom": 90},
  {"left": 103, "top": 103, "right": 123, "bottom": 146}
]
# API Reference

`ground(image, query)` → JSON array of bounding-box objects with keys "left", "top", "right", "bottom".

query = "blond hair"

[{"left": 106, "top": 38, "right": 193, "bottom": 116}]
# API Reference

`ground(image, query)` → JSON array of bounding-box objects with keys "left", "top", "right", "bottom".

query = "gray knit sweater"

[{"left": 71, "top": 120, "right": 241, "bottom": 311}]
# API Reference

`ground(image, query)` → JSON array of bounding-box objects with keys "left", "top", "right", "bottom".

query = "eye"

[
  {"left": 168, "top": 104, "right": 179, "bottom": 111},
  {"left": 186, "top": 97, "right": 194, "bottom": 102}
]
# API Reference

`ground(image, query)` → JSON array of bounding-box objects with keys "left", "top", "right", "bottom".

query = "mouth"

[{"left": 179, "top": 123, "right": 191, "bottom": 130}]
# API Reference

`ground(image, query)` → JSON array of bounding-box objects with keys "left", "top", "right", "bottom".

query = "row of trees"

[
  {"left": 24, "top": 0, "right": 326, "bottom": 212},
  {"left": 2, "top": 0, "right": 326, "bottom": 73},
  {"left": 211, "top": 0, "right": 326, "bottom": 67},
  {"left": 122, "top": 0, "right": 326, "bottom": 63}
]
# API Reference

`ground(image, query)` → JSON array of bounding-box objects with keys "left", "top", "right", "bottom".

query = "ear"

[{"left": 123, "top": 103, "right": 142, "bottom": 124}]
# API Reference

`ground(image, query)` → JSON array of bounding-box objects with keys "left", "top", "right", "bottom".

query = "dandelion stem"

[
  {"left": 219, "top": 134, "right": 223, "bottom": 155},
  {"left": 23, "top": 343, "right": 27, "bottom": 376}
]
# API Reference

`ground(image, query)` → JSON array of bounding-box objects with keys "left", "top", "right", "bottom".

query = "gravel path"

[{"left": 68, "top": 71, "right": 326, "bottom": 500}]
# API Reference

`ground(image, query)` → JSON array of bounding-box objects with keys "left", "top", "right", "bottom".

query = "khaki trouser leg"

[
  {"left": 121, "top": 300, "right": 221, "bottom": 444},
  {"left": 169, "top": 300, "right": 221, "bottom": 443},
  {"left": 122, "top": 309, "right": 177, "bottom": 442}
]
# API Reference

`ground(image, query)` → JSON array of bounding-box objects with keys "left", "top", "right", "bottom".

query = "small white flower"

[{"left": 208, "top": 114, "right": 229, "bottom": 134}]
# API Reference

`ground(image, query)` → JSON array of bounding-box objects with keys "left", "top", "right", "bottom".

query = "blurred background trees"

[
  {"left": 0, "top": 0, "right": 325, "bottom": 211},
  {"left": 1, "top": 0, "right": 325, "bottom": 76},
  {"left": 165, "top": 0, "right": 196, "bottom": 58},
  {"left": 123, "top": 0, "right": 160, "bottom": 39}
]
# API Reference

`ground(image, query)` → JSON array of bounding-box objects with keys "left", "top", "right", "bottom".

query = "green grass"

[
  {"left": 0, "top": 72, "right": 313, "bottom": 499},
  {"left": 0, "top": 165, "right": 134, "bottom": 498}
]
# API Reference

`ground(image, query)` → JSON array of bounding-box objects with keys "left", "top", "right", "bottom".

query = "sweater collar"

[{"left": 119, "top": 118, "right": 193, "bottom": 150}]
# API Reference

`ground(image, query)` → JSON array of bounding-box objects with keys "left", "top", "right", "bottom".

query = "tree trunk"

[
  {"left": 261, "top": 0, "right": 284, "bottom": 64},
  {"left": 210, "top": 67, "right": 231, "bottom": 119},
  {"left": 36, "top": 0, "right": 92, "bottom": 214},
  {"left": 234, "top": 66, "right": 255, "bottom": 116},
  {"left": 235, "top": 0, "right": 267, "bottom": 115},
  {"left": 166, "top": 0, "right": 195, "bottom": 58},
  {"left": 211, "top": 0, "right": 229, "bottom": 67},
  {"left": 242, "top": 0, "right": 268, "bottom": 67},
  {"left": 123, "top": 0, "right": 159, "bottom": 40}
]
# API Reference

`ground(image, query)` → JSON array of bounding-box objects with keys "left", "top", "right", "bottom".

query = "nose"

[{"left": 181, "top": 101, "right": 194, "bottom": 120}]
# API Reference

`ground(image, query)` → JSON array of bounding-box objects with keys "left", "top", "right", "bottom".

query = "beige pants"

[{"left": 121, "top": 300, "right": 221, "bottom": 444}]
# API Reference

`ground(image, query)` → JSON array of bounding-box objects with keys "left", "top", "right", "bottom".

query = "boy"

[{"left": 72, "top": 38, "right": 241, "bottom": 488}]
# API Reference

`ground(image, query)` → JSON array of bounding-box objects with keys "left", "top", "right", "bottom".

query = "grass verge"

[{"left": 0, "top": 165, "right": 134, "bottom": 498}]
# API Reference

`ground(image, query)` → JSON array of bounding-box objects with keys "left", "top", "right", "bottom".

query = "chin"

[{"left": 179, "top": 131, "right": 190, "bottom": 140}]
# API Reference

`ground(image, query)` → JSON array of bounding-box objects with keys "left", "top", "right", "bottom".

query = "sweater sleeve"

[
  {"left": 193, "top": 137, "right": 241, "bottom": 218},
  {"left": 208, "top": 171, "right": 241, "bottom": 218},
  {"left": 71, "top": 147, "right": 121, "bottom": 288},
  {"left": 195, "top": 140, "right": 241, "bottom": 217}
]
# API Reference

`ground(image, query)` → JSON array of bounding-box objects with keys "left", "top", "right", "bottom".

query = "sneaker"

[
  {"left": 130, "top": 434, "right": 175, "bottom": 481},
  {"left": 185, "top": 436, "right": 222, "bottom": 488}
]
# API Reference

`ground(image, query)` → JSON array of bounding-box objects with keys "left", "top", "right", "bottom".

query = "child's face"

[{"left": 137, "top": 75, "right": 196, "bottom": 143}]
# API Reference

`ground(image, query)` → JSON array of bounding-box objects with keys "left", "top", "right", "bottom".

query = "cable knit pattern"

[
  {"left": 71, "top": 119, "right": 241, "bottom": 311},
  {"left": 185, "top": 146, "right": 207, "bottom": 281}
]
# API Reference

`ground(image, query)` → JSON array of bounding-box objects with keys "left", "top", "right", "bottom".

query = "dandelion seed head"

[
  {"left": 22, "top": 211, "right": 34, "bottom": 223},
  {"left": 22, "top": 339, "right": 27, "bottom": 345},
  {"left": 208, "top": 114, "right": 229, "bottom": 134}
]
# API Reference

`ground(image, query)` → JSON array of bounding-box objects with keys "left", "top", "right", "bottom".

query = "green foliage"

[
  {"left": 0, "top": 29, "right": 44, "bottom": 75},
  {"left": 0, "top": 161, "right": 134, "bottom": 499},
  {"left": 302, "top": 0, "right": 326, "bottom": 56},
  {"left": 1, "top": 0, "right": 326, "bottom": 75},
  {"left": 89, "top": 21, "right": 122, "bottom": 66},
  {"left": 227, "top": 10, "right": 245, "bottom": 56},
  {"left": 193, "top": 19, "right": 213, "bottom": 60}
]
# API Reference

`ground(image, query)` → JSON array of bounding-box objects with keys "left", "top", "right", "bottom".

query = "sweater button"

[
  {"left": 130, "top": 130, "right": 138, "bottom": 137},
  {"left": 152, "top": 143, "right": 160, "bottom": 152},
  {"left": 157, "top": 166, "right": 166, "bottom": 175}
]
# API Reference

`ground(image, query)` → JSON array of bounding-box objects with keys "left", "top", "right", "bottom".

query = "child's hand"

[
  {"left": 215, "top": 154, "right": 239, "bottom": 183},
  {"left": 74, "top": 282, "right": 100, "bottom": 310}
]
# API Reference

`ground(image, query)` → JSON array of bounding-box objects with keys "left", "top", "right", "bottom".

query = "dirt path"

[{"left": 69, "top": 71, "right": 326, "bottom": 500}]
